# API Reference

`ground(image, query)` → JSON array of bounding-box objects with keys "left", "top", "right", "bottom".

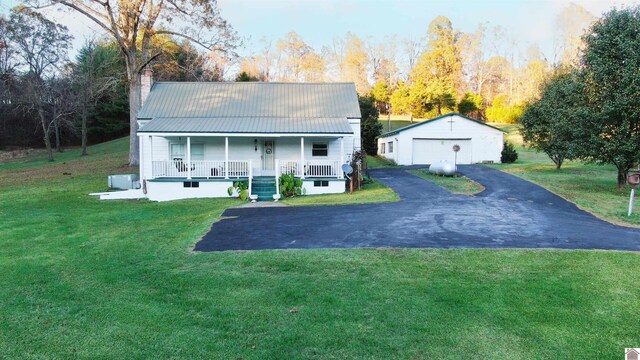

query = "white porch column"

[
  {"left": 138, "top": 135, "right": 144, "bottom": 179},
  {"left": 340, "top": 137, "right": 345, "bottom": 179},
  {"left": 149, "top": 136, "right": 153, "bottom": 179},
  {"left": 186, "top": 136, "right": 192, "bottom": 179},
  {"left": 224, "top": 136, "right": 229, "bottom": 179},
  {"left": 300, "top": 137, "right": 305, "bottom": 179}
]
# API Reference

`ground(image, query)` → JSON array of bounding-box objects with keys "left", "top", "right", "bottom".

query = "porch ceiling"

[{"left": 138, "top": 116, "right": 354, "bottom": 134}]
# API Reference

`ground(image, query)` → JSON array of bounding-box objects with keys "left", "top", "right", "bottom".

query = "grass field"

[
  {"left": 490, "top": 124, "right": 640, "bottom": 227},
  {"left": 2, "top": 138, "right": 640, "bottom": 358},
  {"left": 282, "top": 180, "right": 399, "bottom": 206},
  {"left": 409, "top": 169, "right": 485, "bottom": 195}
]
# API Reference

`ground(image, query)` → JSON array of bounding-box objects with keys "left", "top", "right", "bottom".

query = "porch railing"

[
  {"left": 151, "top": 160, "right": 249, "bottom": 178},
  {"left": 305, "top": 160, "right": 341, "bottom": 178},
  {"left": 276, "top": 159, "right": 342, "bottom": 178},
  {"left": 279, "top": 160, "right": 302, "bottom": 177}
]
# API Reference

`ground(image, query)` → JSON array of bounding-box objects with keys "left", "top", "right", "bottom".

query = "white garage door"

[{"left": 412, "top": 139, "right": 472, "bottom": 165}]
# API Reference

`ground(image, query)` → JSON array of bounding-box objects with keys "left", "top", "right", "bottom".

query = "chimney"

[{"left": 140, "top": 67, "right": 153, "bottom": 106}]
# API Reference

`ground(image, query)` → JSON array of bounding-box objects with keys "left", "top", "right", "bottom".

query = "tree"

[
  {"left": 580, "top": 6, "right": 640, "bottom": 188},
  {"left": 235, "top": 71, "right": 258, "bottom": 82},
  {"left": 370, "top": 80, "right": 392, "bottom": 114},
  {"left": 7, "top": 6, "right": 72, "bottom": 161},
  {"left": 359, "top": 95, "right": 382, "bottom": 155},
  {"left": 389, "top": 80, "right": 412, "bottom": 116},
  {"left": 28, "top": 0, "right": 240, "bottom": 165},
  {"left": 485, "top": 95, "right": 523, "bottom": 123},
  {"left": 72, "top": 41, "right": 120, "bottom": 156},
  {"left": 274, "top": 32, "right": 325, "bottom": 82},
  {"left": 555, "top": 3, "right": 595, "bottom": 68},
  {"left": 520, "top": 72, "right": 585, "bottom": 169},
  {"left": 409, "top": 16, "right": 462, "bottom": 116},
  {"left": 327, "top": 33, "right": 370, "bottom": 94},
  {"left": 457, "top": 92, "right": 483, "bottom": 118}
]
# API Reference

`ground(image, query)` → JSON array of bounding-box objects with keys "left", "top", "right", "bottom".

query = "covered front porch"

[{"left": 138, "top": 133, "right": 352, "bottom": 201}]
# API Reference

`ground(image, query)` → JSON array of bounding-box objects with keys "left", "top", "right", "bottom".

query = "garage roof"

[{"left": 379, "top": 112, "right": 506, "bottom": 138}]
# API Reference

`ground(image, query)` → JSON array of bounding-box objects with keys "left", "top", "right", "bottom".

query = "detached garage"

[{"left": 377, "top": 112, "right": 505, "bottom": 165}]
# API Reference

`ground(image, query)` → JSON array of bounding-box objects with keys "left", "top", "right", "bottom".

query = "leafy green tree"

[
  {"left": 390, "top": 80, "right": 412, "bottom": 115},
  {"left": 520, "top": 72, "right": 586, "bottom": 169},
  {"left": 409, "top": 16, "right": 461, "bottom": 116},
  {"left": 359, "top": 95, "right": 382, "bottom": 155},
  {"left": 410, "top": 78, "right": 456, "bottom": 116},
  {"left": 371, "top": 80, "right": 392, "bottom": 113},
  {"left": 235, "top": 71, "right": 259, "bottom": 82},
  {"left": 485, "top": 95, "right": 523, "bottom": 123},
  {"left": 457, "top": 92, "right": 483, "bottom": 117},
  {"left": 580, "top": 7, "right": 640, "bottom": 188}
]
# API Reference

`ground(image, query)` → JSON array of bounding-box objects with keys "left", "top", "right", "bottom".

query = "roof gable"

[
  {"left": 138, "top": 82, "right": 361, "bottom": 119},
  {"left": 379, "top": 112, "right": 506, "bottom": 138}
]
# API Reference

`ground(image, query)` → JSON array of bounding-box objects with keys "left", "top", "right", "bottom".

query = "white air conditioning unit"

[{"left": 108, "top": 174, "right": 140, "bottom": 190}]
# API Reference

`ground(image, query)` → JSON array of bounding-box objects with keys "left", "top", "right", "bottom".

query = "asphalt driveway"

[{"left": 195, "top": 165, "right": 640, "bottom": 251}]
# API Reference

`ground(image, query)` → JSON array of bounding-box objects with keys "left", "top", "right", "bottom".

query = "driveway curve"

[{"left": 195, "top": 165, "right": 640, "bottom": 251}]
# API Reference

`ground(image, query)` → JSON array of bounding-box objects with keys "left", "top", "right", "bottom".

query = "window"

[
  {"left": 312, "top": 143, "right": 328, "bottom": 157},
  {"left": 388, "top": 141, "right": 393, "bottom": 153},
  {"left": 171, "top": 143, "right": 185, "bottom": 160},
  {"left": 314, "top": 180, "right": 329, "bottom": 187},
  {"left": 171, "top": 143, "right": 204, "bottom": 160},
  {"left": 183, "top": 181, "right": 200, "bottom": 188},
  {"left": 191, "top": 144, "right": 204, "bottom": 160},
  {"left": 380, "top": 143, "right": 386, "bottom": 154}
]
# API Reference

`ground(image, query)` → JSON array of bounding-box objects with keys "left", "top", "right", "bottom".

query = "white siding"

[
  {"left": 377, "top": 114, "right": 503, "bottom": 165},
  {"left": 141, "top": 135, "right": 354, "bottom": 178}
]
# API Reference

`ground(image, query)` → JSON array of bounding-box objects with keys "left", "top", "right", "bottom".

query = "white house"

[
  {"left": 377, "top": 112, "right": 504, "bottom": 165},
  {"left": 135, "top": 70, "right": 361, "bottom": 201}
]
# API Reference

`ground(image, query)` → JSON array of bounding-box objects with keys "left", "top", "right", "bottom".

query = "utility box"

[{"left": 108, "top": 174, "right": 140, "bottom": 190}]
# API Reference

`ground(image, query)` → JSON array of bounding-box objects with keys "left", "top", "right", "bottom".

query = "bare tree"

[
  {"left": 72, "top": 41, "right": 119, "bottom": 156},
  {"left": 27, "top": 0, "right": 240, "bottom": 165},
  {"left": 7, "top": 7, "right": 71, "bottom": 161}
]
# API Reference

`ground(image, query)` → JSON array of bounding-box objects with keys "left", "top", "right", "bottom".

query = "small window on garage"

[
  {"left": 183, "top": 181, "right": 200, "bottom": 188},
  {"left": 388, "top": 141, "right": 393, "bottom": 153},
  {"left": 380, "top": 142, "right": 386, "bottom": 154},
  {"left": 312, "top": 143, "right": 328, "bottom": 157},
  {"left": 313, "top": 180, "right": 329, "bottom": 187}
]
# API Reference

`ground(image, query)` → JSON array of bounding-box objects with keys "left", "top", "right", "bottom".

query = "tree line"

[
  {"left": 236, "top": 3, "right": 594, "bottom": 123},
  {"left": 0, "top": 1, "right": 599, "bottom": 165},
  {"left": 0, "top": 3, "right": 237, "bottom": 161},
  {"left": 520, "top": 6, "right": 640, "bottom": 189}
]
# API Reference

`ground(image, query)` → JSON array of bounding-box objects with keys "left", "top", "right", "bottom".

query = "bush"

[
  {"left": 227, "top": 180, "right": 249, "bottom": 201},
  {"left": 501, "top": 141, "right": 518, "bottom": 163},
  {"left": 279, "top": 173, "right": 304, "bottom": 197}
]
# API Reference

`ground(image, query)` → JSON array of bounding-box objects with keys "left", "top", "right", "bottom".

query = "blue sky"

[
  {"left": 2, "top": 0, "right": 637, "bottom": 62},
  {"left": 218, "top": 0, "right": 636, "bottom": 58}
]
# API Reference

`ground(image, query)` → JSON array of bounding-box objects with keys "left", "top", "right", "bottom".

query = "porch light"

[{"left": 254, "top": 139, "right": 257, "bottom": 152}]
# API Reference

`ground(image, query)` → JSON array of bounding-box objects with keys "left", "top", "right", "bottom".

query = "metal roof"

[
  {"left": 138, "top": 116, "right": 354, "bottom": 134},
  {"left": 139, "top": 82, "right": 361, "bottom": 119},
  {"left": 378, "top": 112, "right": 506, "bottom": 138}
]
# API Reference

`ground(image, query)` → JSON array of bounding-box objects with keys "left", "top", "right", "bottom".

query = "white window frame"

[
  {"left": 380, "top": 142, "right": 386, "bottom": 154},
  {"left": 388, "top": 141, "right": 393, "bottom": 153}
]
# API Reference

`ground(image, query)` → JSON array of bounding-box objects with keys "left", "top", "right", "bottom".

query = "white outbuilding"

[{"left": 376, "top": 112, "right": 505, "bottom": 165}]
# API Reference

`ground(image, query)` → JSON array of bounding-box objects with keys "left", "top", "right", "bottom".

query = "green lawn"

[
  {"left": 490, "top": 125, "right": 640, "bottom": 227},
  {"left": 282, "top": 180, "right": 399, "bottom": 206},
  {"left": 409, "top": 169, "right": 485, "bottom": 195},
  {"left": 366, "top": 155, "right": 398, "bottom": 169},
  {"left": 2, "top": 138, "right": 640, "bottom": 358}
]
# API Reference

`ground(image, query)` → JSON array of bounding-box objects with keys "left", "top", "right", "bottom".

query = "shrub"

[
  {"left": 227, "top": 180, "right": 249, "bottom": 201},
  {"left": 279, "top": 173, "right": 303, "bottom": 197},
  {"left": 501, "top": 141, "right": 518, "bottom": 163}
]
